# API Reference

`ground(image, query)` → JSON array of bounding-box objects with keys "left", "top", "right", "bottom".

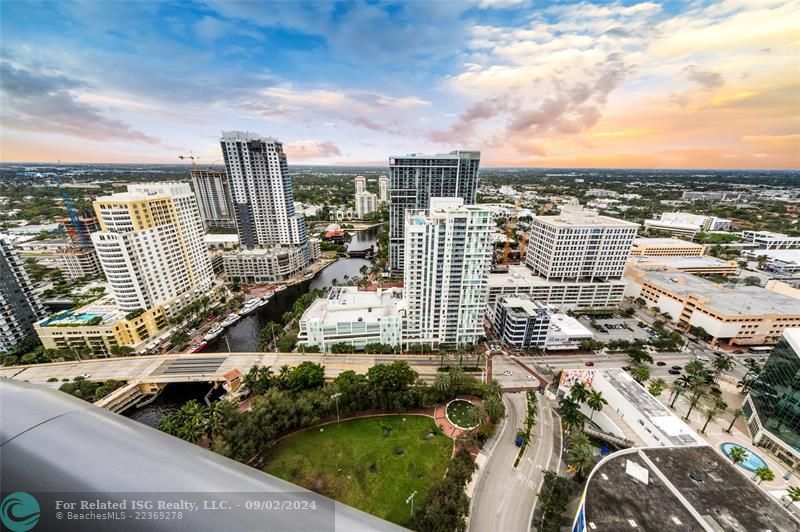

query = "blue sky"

[{"left": 1, "top": 1, "right": 797, "bottom": 167}]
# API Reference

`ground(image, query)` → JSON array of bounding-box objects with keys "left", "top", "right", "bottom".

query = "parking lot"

[{"left": 576, "top": 314, "right": 653, "bottom": 343}]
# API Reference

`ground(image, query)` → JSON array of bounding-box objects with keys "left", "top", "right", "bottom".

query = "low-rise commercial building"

[
  {"left": 492, "top": 295, "right": 593, "bottom": 350},
  {"left": 223, "top": 246, "right": 308, "bottom": 283},
  {"left": 630, "top": 237, "right": 706, "bottom": 257},
  {"left": 307, "top": 237, "right": 321, "bottom": 261},
  {"left": 742, "top": 328, "right": 800, "bottom": 472},
  {"left": 204, "top": 233, "right": 239, "bottom": 251},
  {"left": 628, "top": 256, "right": 738, "bottom": 276},
  {"left": 748, "top": 249, "right": 800, "bottom": 274},
  {"left": 644, "top": 212, "right": 732, "bottom": 237},
  {"left": 624, "top": 269, "right": 800, "bottom": 346},
  {"left": 741, "top": 230, "right": 800, "bottom": 250},
  {"left": 298, "top": 287, "right": 404, "bottom": 352}
]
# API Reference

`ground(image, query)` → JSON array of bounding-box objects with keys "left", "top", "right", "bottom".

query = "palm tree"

[
  {"left": 471, "top": 404, "right": 490, "bottom": 428},
  {"left": 449, "top": 366, "right": 465, "bottom": 393},
  {"left": 700, "top": 398, "right": 727, "bottom": 433},
  {"left": 648, "top": 378, "right": 667, "bottom": 397},
  {"left": 728, "top": 446, "right": 748, "bottom": 467},
  {"left": 486, "top": 379, "right": 502, "bottom": 398},
  {"left": 684, "top": 360, "right": 705, "bottom": 377},
  {"left": 433, "top": 372, "right": 451, "bottom": 396},
  {"left": 630, "top": 363, "right": 650, "bottom": 384},
  {"left": 484, "top": 394, "right": 504, "bottom": 421},
  {"left": 559, "top": 396, "right": 583, "bottom": 432},
  {"left": 567, "top": 439, "right": 596, "bottom": 481},
  {"left": 568, "top": 430, "right": 591, "bottom": 449},
  {"left": 570, "top": 382, "right": 589, "bottom": 403},
  {"left": 784, "top": 486, "right": 800, "bottom": 508},
  {"left": 586, "top": 390, "right": 607, "bottom": 421},
  {"left": 684, "top": 387, "right": 708, "bottom": 421},
  {"left": 712, "top": 355, "right": 734, "bottom": 382},
  {"left": 726, "top": 408, "right": 747, "bottom": 433},
  {"left": 752, "top": 466, "right": 775, "bottom": 485},
  {"left": 670, "top": 383, "right": 687, "bottom": 409}
]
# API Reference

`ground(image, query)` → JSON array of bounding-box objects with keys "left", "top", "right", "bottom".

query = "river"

[{"left": 204, "top": 223, "right": 383, "bottom": 353}]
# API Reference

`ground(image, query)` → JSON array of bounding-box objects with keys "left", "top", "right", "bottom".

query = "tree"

[
  {"left": 753, "top": 466, "right": 775, "bottom": 485},
  {"left": 559, "top": 396, "right": 583, "bottom": 432},
  {"left": 785, "top": 486, "right": 800, "bottom": 508},
  {"left": 648, "top": 378, "right": 667, "bottom": 397},
  {"left": 711, "top": 355, "right": 734, "bottom": 381},
  {"left": 285, "top": 361, "right": 325, "bottom": 392},
  {"left": 567, "top": 436, "right": 596, "bottom": 481},
  {"left": 726, "top": 407, "right": 747, "bottom": 433},
  {"left": 570, "top": 382, "right": 589, "bottom": 403},
  {"left": 586, "top": 390, "right": 607, "bottom": 421},
  {"left": 684, "top": 387, "right": 708, "bottom": 421},
  {"left": 484, "top": 394, "right": 504, "bottom": 421},
  {"left": 630, "top": 362, "right": 650, "bottom": 384},
  {"left": 684, "top": 359, "right": 706, "bottom": 377},
  {"left": 536, "top": 471, "right": 571, "bottom": 532},
  {"left": 170, "top": 330, "right": 189, "bottom": 348},
  {"left": 700, "top": 397, "right": 727, "bottom": 433},
  {"left": 728, "top": 446, "right": 747, "bottom": 467},
  {"left": 257, "top": 322, "right": 283, "bottom": 351}
]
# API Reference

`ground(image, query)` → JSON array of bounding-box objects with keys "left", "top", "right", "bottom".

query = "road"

[
  {"left": 0, "top": 352, "right": 468, "bottom": 386},
  {"left": 470, "top": 388, "right": 561, "bottom": 531}
]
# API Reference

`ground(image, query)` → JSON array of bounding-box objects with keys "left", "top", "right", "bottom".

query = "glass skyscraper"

[{"left": 744, "top": 329, "right": 800, "bottom": 471}]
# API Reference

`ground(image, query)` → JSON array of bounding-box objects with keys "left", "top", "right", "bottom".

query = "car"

[
  {"left": 656, "top": 361, "right": 666, "bottom": 366},
  {"left": 671, "top": 365, "right": 682, "bottom": 370},
  {"left": 696, "top": 356, "right": 709, "bottom": 363},
  {"left": 622, "top": 365, "right": 631, "bottom": 371},
  {"left": 710, "top": 386, "right": 722, "bottom": 395},
  {"left": 744, "top": 357, "right": 755, "bottom": 363},
  {"left": 668, "top": 369, "right": 681, "bottom": 375},
  {"left": 733, "top": 350, "right": 744, "bottom": 354},
  {"left": 759, "top": 357, "right": 767, "bottom": 362},
  {"left": 79, "top": 373, "right": 91, "bottom": 379},
  {"left": 503, "top": 370, "right": 513, "bottom": 376},
  {"left": 526, "top": 375, "right": 535, "bottom": 381},
  {"left": 713, "top": 351, "right": 723, "bottom": 356},
  {"left": 585, "top": 361, "right": 594, "bottom": 367}
]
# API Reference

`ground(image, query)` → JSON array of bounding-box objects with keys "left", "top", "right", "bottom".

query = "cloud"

[
  {"left": 0, "top": 62, "right": 159, "bottom": 144},
  {"left": 284, "top": 139, "right": 342, "bottom": 160},
  {"left": 683, "top": 65, "right": 724, "bottom": 89}
]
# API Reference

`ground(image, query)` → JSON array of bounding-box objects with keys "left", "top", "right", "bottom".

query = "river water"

[{"left": 204, "top": 223, "right": 382, "bottom": 353}]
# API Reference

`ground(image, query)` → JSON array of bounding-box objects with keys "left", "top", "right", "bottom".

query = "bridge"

[
  {"left": 0, "top": 352, "right": 478, "bottom": 411},
  {"left": 346, "top": 245, "right": 374, "bottom": 258}
]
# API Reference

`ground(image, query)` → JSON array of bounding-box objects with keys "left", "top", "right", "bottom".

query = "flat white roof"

[
  {"left": 632, "top": 256, "right": 735, "bottom": 268},
  {"left": 549, "top": 313, "right": 593, "bottom": 337},
  {"left": 488, "top": 265, "right": 626, "bottom": 289},
  {"left": 302, "top": 287, "right": 404, "bottom": 323},
  {"left": 536, "top": 206, "right": 639, "bottom": 228},
  {"left": 204, "top": 234, "right": 239, "bottom": 243},
  {"left": 632, "top": 238, "right": 704, "bottom": 248}
]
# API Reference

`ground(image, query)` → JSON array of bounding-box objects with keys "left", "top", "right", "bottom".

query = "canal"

[{"left": 204, "top": 223, "right": 383, "bottom": 353}]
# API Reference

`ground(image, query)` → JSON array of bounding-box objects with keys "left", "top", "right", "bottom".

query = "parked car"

[
  {"left": 696, "top": 355, "right": 710, "bottom": 363},
  {"left": 526, "top": 375, "right": 535, "bottom": 381},
  {"left": 622, "top": 365, "right": 631, "bottom": 371},
  {"left": 668, "top": 369, "right": 681, "bottom": 375},
  {"left": 585, "top": 361, "right": 595, "bottom": 367},
  {"left": 733, "top": 350, "right": 744, "bottom": 354},
  {"left": 744, "top": 358, "right": 755, "bottom": 363},
  {"left": 713, "top": 351, "right": 723, "bottom": 357},
  {"left": 672, "top": 365, "right": 682, "bottom": 371},
  {"left": 656, "top": 361, "right": 666, "bottom": 366}
]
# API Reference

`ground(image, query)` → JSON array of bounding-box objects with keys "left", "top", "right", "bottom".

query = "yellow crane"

[{"left": 502, "top": 191, "right": 525, "bottom": 267}]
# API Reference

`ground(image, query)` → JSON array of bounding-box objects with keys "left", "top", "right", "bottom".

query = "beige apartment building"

[{"left": 629, "top": 237, "right": 706, "bottom": 257}]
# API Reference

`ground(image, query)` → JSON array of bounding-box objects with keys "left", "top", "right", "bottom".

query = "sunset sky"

[{"left": 1, "top": 0, "right": 798, "bottom": 168}]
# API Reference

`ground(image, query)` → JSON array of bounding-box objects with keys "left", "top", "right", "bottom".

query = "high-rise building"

[
  {"left": 355, "top": 191, "right": 378, "bottom": 219},
  {"left": 389, "top": 150, "right": 480, "bottom": 274},
  {"left": 403, "top": 198, "right": 492, "bottom": 347},
  {"left": 57, "top": 210, "right": 100, "bottom": 248},
  {"left": 378, "top": 175, "right": 389, "bottom": 203},
  {"left": 0, "top": 239, "right": 45, "bottom": 353},
  {"left": 354, "top": 175, "right": 366, "bottom": 194},
  {"left": 56, "top": 209, "right": 102, "bottom": 280},
  {"left": 525, "top": 205, "right": 638, "bottom": 281},
  {"left": 219, "top": 131, "right": 307, "bottom": 253},
  {"left": 91, "top": 182, "right": 214, "bottom": 312},
  {"left": 190, "top": 168, "right": 236, "bottom": 229},
  {"left": 743, "top": 328, "right": 800, "bottom": 470}
]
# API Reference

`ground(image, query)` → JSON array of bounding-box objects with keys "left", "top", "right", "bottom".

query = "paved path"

[{"left": 469, "top": 391, "right": 562, "bottom": 532}]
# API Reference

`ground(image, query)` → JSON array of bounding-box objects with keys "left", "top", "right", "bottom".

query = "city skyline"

[{"left": 1, "top": 0, "right": 798, "bottom": 169}]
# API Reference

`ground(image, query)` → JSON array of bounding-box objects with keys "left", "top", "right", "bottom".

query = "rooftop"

[
  {"left": 38, "top": 295, "right": 126, "bottom": 327},
  {"left": 754, "top": 249, "right": 800, "bottom": 264},
  {"left": 389, "top": 150, "right": 480, "bottom": 161},
  {"left": 641, "top": 271, "right": 800, "bottom": 316},
  {"left": 488, "top": 265, "right": 626, "bottom": 289},
  {"left": 632, "top": 238, "right": 704, "bottom": 248},
  {"left": 220, "top": 131, "right": 281, "bottom": 143},
  {"left": 536, "top": 205, "right": 639, "bottom": 228},
  {"left": 631, "top": 256, "right": 736, "bottom": 269},
  {"left": 204, "top": 233, "right": 239, "bottom": 243},
  {"left": 583, "top": 446, "right": 799, "bottom": 532},
  {"left": 301, "top": 287, "right": 405, "bottom": 323},
  {"left": 548, "top": 313, "right": 593, "bottom": 337}
]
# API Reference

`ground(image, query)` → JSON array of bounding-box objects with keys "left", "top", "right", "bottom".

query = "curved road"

[{"left": 469, "top": 390, "right": 562, "bottom": 532}]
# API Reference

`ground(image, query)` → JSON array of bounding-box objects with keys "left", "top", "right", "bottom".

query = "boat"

[
  {"left": 238, "top": 298, "right": 260, "bottom": 316},
  {"left": 257, "top": 297, "right": 269, "bottom": 307},
  {"left": 221, "top": 313, "right": 240, "bottom": 328},
  {"left": 188, "top": 341, "right": 207, "bottom": 354},
  {"left": 274, "top": 285, "right": 287, "bottom": 292},
  {"left": 203, "top": 323, "right": 223, "bottom": 341}
]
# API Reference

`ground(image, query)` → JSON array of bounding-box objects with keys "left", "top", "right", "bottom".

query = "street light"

[
  {"left": 406, "top": 490, "right": 417, "bottom": 519},
  {"left": 331, "top": 392, "right": 342, "bottom": 425}
]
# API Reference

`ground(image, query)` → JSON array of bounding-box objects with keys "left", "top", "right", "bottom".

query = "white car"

[
  {"left": 503, "top": 370, "right": 514, "bottom": 376},
  {"left": 79, "top": 373, "right": 91, "bottom": 379},
  {"left": 526, "top": 375, "right": 534, "bottom": 381},
  {"left": 695, "top": 356, "right": 710, "bottom": 363}
]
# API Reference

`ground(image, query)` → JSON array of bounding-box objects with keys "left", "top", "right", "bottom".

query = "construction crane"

[
  {"left": 178, "top": 153, "right": 198, "bottom": 169},
  {"left": 53, "top": 174, "right": 91, "bottom": 249},
  {"left": 502, "top": 191, "right": 525, "bottom": 267}
]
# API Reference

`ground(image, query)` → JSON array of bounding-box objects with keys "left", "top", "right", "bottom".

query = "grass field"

[
  {"left": 263, "top": 416, "right": 452, "bottom": 526},
  {"left": 447, "top": 399, "right": 478, "bottom": 429}
]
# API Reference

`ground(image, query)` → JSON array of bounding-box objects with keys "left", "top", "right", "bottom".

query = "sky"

[{"left": 0, "top": 0, "right": 798, "bottom": 168}]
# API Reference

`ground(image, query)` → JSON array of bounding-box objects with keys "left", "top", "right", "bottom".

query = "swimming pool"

[{"left": 720, "top": 442, "right": 768, "bottom": 472}]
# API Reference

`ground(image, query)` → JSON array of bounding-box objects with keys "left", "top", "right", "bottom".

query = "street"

[{"left": 469, "top": 391, "right": 562, "bottom": 532}]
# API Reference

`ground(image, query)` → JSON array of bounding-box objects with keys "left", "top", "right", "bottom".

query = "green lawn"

[
  {"left": 447, "top": 399, "right": 478, "bottom": 429},
  {"left": 263, "top": 416, "right": 452, "bottom": 526}
]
